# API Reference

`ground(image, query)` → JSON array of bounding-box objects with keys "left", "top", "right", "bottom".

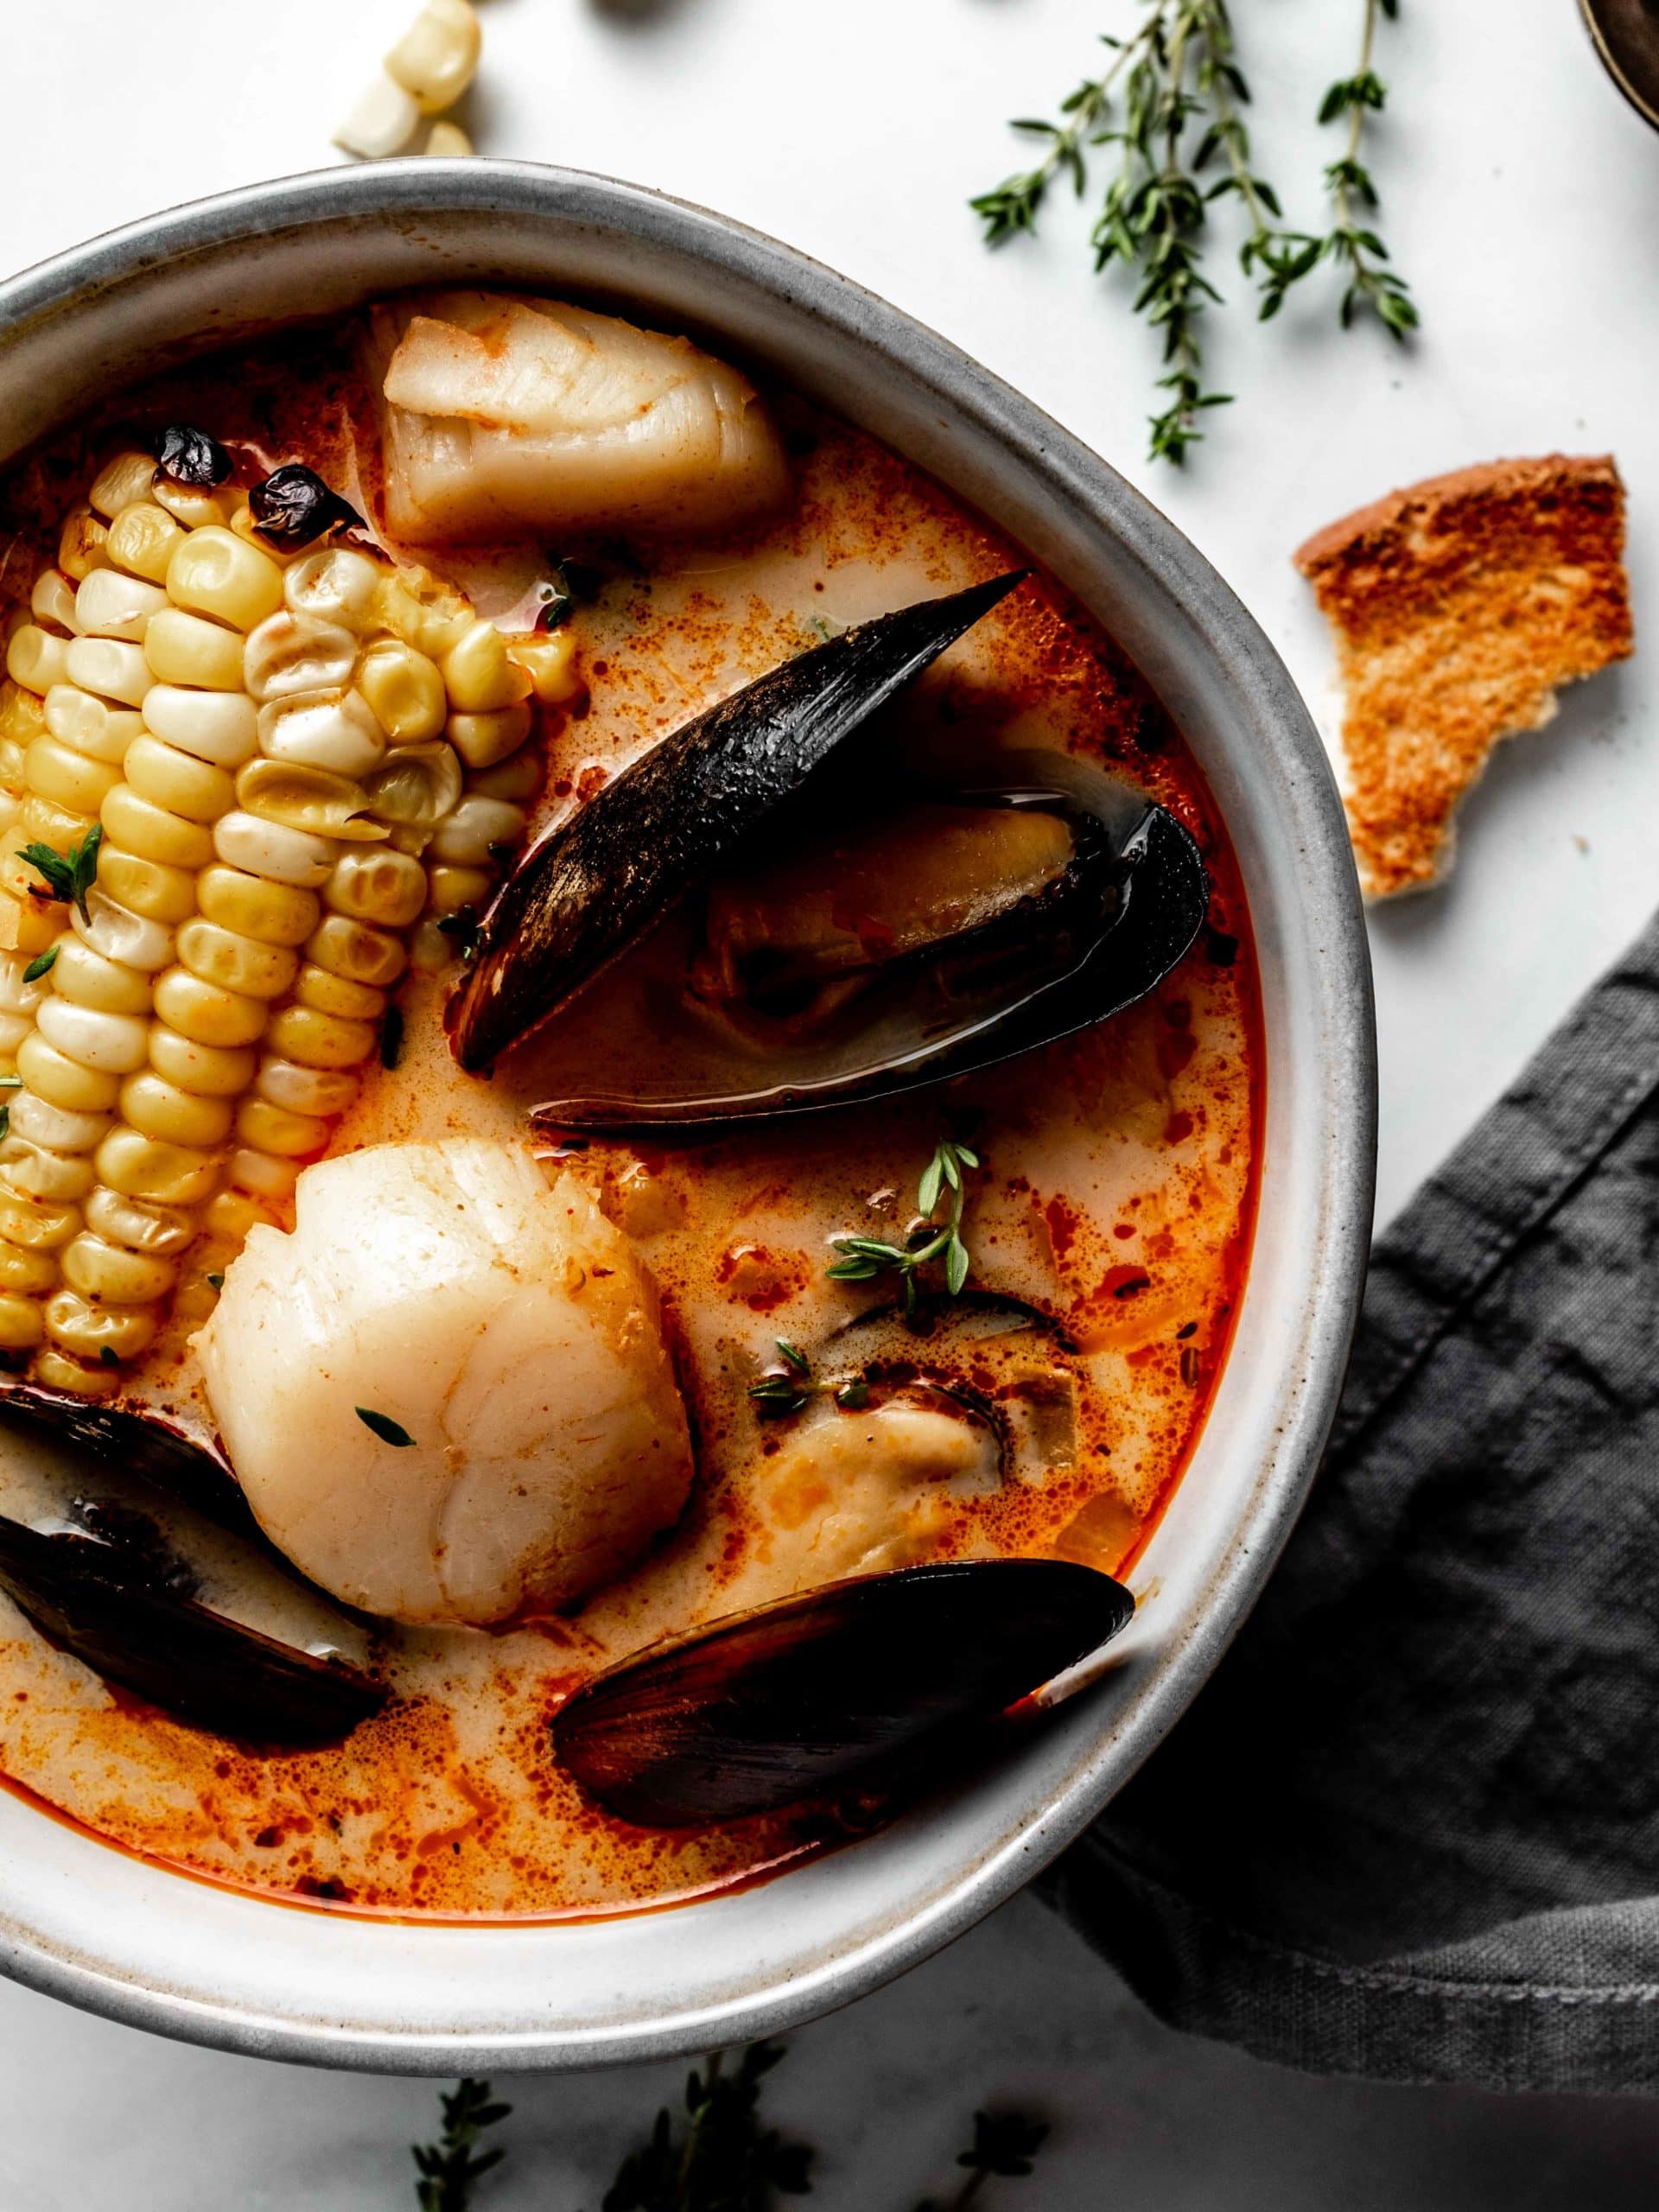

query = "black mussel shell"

[
  {"left": 451, "top": 573, "right": 1029, "bottom": 1072},
  {"left": 0, "top": 1510, "right": 385, "bottom": 1747},
  {"left": 249, "top": 465, "right": 364, "bottom": 549},
  {"left": 523, "top": 747, "right": 1208, "bottom": 1128},
  {"left": 551, "top": 1558, "right": 1132, "bottom": 1827},
  {"left": 152, "top": 424, "right": 232, "bottom": 489},
  {"left": 0, "top": 1379, "right": 255, "bottom": 1538}
]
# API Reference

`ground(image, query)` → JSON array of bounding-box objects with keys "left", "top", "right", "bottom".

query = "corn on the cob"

[{"left": 0, "top": 445, "right": 546, "bottom": 1394}]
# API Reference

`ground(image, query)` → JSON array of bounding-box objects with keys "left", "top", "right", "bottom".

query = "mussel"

[
  {"left": 448, "top": 576, "right": 1208, "bottom": 1121},
  {"left": 551, "top": 1557, "right": 1134, "bottom": 1827},
  {"left": 0, "top": 1383, "right": 385, "bottom": 1746}
]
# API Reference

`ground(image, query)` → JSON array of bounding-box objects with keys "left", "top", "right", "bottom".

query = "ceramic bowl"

[{"left": 0, "top": 162, "right": 1375, "bottom": 2071}]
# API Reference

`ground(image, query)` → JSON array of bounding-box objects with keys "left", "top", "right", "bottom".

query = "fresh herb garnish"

[
  {"left": 601, "top": 2043, "right": 814, "bottom": 2212},
  {"left": 356, "top": 1407, "right": 416, "bottom": 1448},
  {"left": 411, "top": 2076, "right": 512, "bottom": 2212},
  {"left": 379, "top": 1003, "right": 404, "bottom": 1071},
  {"left": 206, "top": 1272, "right": 225, "bottom": 1292},
  {"left": 435, "top": 906, "right": 483, "bottom": 966},
  {"left": 22, "top": 946, "right": 58, "bottom": 984},
  {"left": 916, "top": 2110, "right": 1052, "bottom": 2210},
  {"left": 748, "top": 1337, "right": 820, "bottom": 1419},
  {"left": 0, "top": 1073, "right": 20, "bottom": 1090},
  {"left": 20, "top": 825, "right": 101, "bottom": 921},
  {"left": 99, "top": 1345, "right": 118, "bottom": 1368},
  {"left": 828, "top": 1139, "right": 980, "bottom": 1319},
  {"left": 971, "top": 0, "right": 1415, "bottom": 462}
]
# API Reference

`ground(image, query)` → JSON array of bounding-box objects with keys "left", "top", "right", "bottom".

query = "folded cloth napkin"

[{"left": 1046, "top": 907, "right": 1659, "bottom": 2094}]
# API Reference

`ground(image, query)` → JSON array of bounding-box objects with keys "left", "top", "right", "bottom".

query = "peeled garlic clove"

[
  {"left": 335, "top": 70, "right": 422, "bottom": 160},
  {"left": 236, "top": 758, "right": 388, "bottom": 843}
]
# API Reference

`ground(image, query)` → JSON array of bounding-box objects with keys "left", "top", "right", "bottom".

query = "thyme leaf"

[
  {"left": 20, "top": 824, "right": 101, "bottom": 921},
  {"left": 356, "top": 1406, "right": 416, "bottom": 1448},
  {"left": 411, "top": 2076, "right": 512, "bottom": 2212},
  {"left": 827, "top": 1140, "right": 979, "bottom": 1317},
  {"left": 22, "top": 946, "right": 57, "bottom": 984}
]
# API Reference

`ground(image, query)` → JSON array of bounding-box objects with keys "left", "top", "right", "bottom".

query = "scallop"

[
  {"left": 370, "top": 291, "right": 791, "bottom": 542},
  {"left": 194, "top": 1140, "right": 695, "bottom": 1625}
]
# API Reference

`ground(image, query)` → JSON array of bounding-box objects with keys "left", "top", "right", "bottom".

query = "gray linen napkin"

[{"left": 1046, "top": 906, "right": 1659, "bottom": 2094}]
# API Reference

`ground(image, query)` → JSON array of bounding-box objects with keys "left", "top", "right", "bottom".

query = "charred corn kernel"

[
  {"left": 84, "top": 1186, "right": 197, "bottom": 1258},
  {"left": 25, "top": 736, "right": 124, "bottom": 815},
  {"left": 101, "top": 783, "right": 214, "bottom": 867},
  {"left": 357, "top": 639, "right": 446, "bottom": 744},
  {"left": 73, "top": 889, "right": 175, "bottom": 973},
  {"left": 118, "top": 1070, "right": 232, "bottom": 1149},
  {"left": 165, "top": 526, "right": 285, "bottom": 632},
  {"left": 177, "top": 916, "right": 298, "bottom": 1001},
  {"left": 323, "top": 845, "right": 426, "bottom": 927},
  {"left": 284, "top": 548, "right": 382, "bottom": 632},
  {"left": 150, "top": 479, "right": 233, "bottom": 531},
  {"left": 97, "top": 1126, "right": 220, "bottom": 1208},
  {"left": 446, "top": 702, "right": 533, "bottom": 770},
  {"left": 142, "top": 684, "right": 259, "bottom": 768},
  {"left": 235, "top": 1095, "right": 329, "bottom": 1158},
  {"left": 507, "top": 628, "right": 582, "bottom": 705},
  {"left": 0, "top": 1193, "right": 81, "bottom": 1249},
  {"left": 387, "top": 0, "right": 482, "bottom": 111},
  {"left": 75, "top": 569, "right": 168, "bottom": 641},
  {"left": 44, "top": 1287, "right": 158, "bottom": 1362},
  {"left": 61, "top": 1233, "right": 177, "bottom": 1306},
  {"left": 376, "top": 569, "right": 471, "bottom": 659},
  {"left": 59, "top": 505, "right": 111, "bottom": 582},
  {"left": 34, "top": 995, "right": 149, "bottom": 1073},
  {"left": 266, "top": 1002, "right": 376, "bottom": 1069},
  {"left": 0, "top": 1242, "right": 60, "bottom": 1295},
  {"left": 16, "top": 1034, "right": 121, "bottom": 1116},
  {"left": 335, "top": 68, "right": 421, "bottom": 158},
  {"left": 0, "top": 1291, "right": 45, "bottom": 1348},
  {"left": 45, "top": 688, "right": 141, "bottom": 766},
  {"left": 89, "top": 453, "right": 158, "bottom": 521},
  {"left": 7, "top": 626, "right": 71, "bottom": 695},
  {"left": 256, "top": 1057, "right": 359, "bottom": 1117},
  {"left": 152, "top": 967, "right": 268, "bottom": 1050},
  {"left": 121, "top": 734, "right": 237, "bottom": 825},
  {"left": 30, "top": 570, "right": 80, "bottom": 637},
  {"left": 294, "top": 963, "right": 385, "bottom": 1022},
  {"left": 2, "top": 1141, "right": 97, "bottom": 1201},
  {"left": 143, "top": 607, "right": 245, "bottom": 691},
  {"left": 148, "top": 1026, "right": 257, "bottom": 1097},
  {"left": 227, "top": 1146, "right": 299, "bottom": 1202},
  {"left": 442, "top": 620, "right": 531, "bottom": 715},
  {"left": 430, "top": 795, "right": 526, "bottom": 866},
  {"left": 52, "top": 938, "right": 154, "bottom": 1017},
  {"left": 245, "top": 613, "right": 358, "bottom": 703},
  {"left": 427, "top": 862, "right": 493, "bottom": 916},
  {"left": 306, "top": 913, "right": 405, "bottom": 989},
  {"left": 106, "top": 502, "right": 187, "bottom": 586},
  {"left": 10, "top": 1091, "right": 109, "bottom": 1153},
  {"left": 197, "top": 864, "right": 318, "bottom": 947},
  {"left": 204, "top": 1186, "right": 280, "bottom": 1242},
  {"left": 257, "top": 689, "right": 386, "bottom": 778},
  {"left": 96, "top": 847, "right": 198, "bottom": 925},
  {"left": 424, "top": 119, "right": 474, "bottom": 156},
  {"left": 66, "top": 635, "right": 151, "bottom": 707}
]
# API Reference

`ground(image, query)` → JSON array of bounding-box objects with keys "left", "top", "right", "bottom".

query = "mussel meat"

[
  {"left": 551, "top": 1557, "right": 1133, "bottom": 1827},
  {"left": 448, "top": 578, "right": 1207, "bottom": 1123}
]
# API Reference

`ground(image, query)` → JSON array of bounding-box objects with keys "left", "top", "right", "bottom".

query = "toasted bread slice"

[{"left": 1295, "top": 455, "right": 1633, "bottom": 898}]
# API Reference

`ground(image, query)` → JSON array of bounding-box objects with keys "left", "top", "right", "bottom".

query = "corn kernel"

[
  {"left": 165, "top": 526, "right": 285, "bottom": 632},
  {"left": 204, "top": 1186, "right": 280, "bottom": 1242},
  {"left": 506, "top": 628, "right": 583, "bottom": 705},
  {"left": 236, "top": 1096, "right": 331, "bottom": 1159},
  {"left": 244, "top": 612, "right": 358, "bottom": 703},
  {"left": 122, "top": 734, "right": 237, "bottom": 825},
  {"left": 427, "top": 862, "right": 494, "bottom": 916},
  {"left": 323, "top": 846, "right": 427, "bottom": 927},
  {"left": 358, "top": 639, "right": 447, "bottom": 743},
  {"left": 334, "top": 67, "right": 421, "bottom": 158},
  {"left": 423, "top": 119, "right": 474, "bottom": 156},
  {"left": 197, "top": 863, "right": 319, "bottom": 947},
  {"left": 93, "top": 848, "right": 195, "bottom": 925},
  {"left": 152, "top": 967, "right": 267, "bottom": 1051},
  {"left": 213, "top": 810, "right": 337, "bottom": 888},
  {"left": 176, "top": 916, "right": 299, "bottom": 1001},
  {"left": 446, "top": 701, "right": 533, "bottom": 770},
  {"left": 25, "top": 735, "right": 124, "bottom": 816},
  {"left": 430, "top": 794, "right": 525, "bottom": 866},
  {"left": 143, "top": 607, "right": 245, "bottom": 691},
  {"left": 106, "top": 502, "right": 187, "bottom": 586},
  {"left": 101, "top": 785, "right": 214, "bottom": 872},
  {"left": 150, "top": 479, "right": 235, "bottom": 531},
  {"left": 0, "top": 1193, "right": 80, "bottom": 1249},
  {"left": 442, "top": 620, "right": 532, "bottom": 714},
  {"left": 118, "top": 1070, "right": 233, "bottom": 1149},
  {"left": 0, "top": 1242, "right": 60, "bottom": 1295},
  {"left": 10, "top": 1090, "right": 109, "bottom": 1153},
  {"left": 306, "top": 914, "right": 407, "bottom": 990},
  {"left": 74, "top": 568, "right": 168, "bottom": 642},
  {"left": 59, "top": 505, "right": 111, "bottom": 582},
  {"left": 0, "top": 1139, "right": 96, "bottom": 1201},
  {"left": 7, "top": 626, "right": 71, "bottom": 696},
  {"left": 16, "top": 1033, "right": 121, "bottom": 1116},
  {"left": 266, "top": 1002, "right": 377, "bottom": 1070},
  {"left": 142, "top": 684, "right": 259, "bottom": 768},
  {"left": 44, "top": 1287, "right": 158, "bottom": 1362},
  {"left": 51, "top": 938, "right": 153, "bottom": 1017},
  {"left": 30, "top": 1347, "right": 117, "bottom": 1396},
  {"left": 148, "top": 1025, "right": 257, "bottom": 1099},
  {"left": 72, "top": 887, "right": 175, "bottom": 973},
  {"left": 89, "top": 453, "right": 159, "bottom": 521},
  {"left": 61, "top": 1232, "right": 178, "bottom": 1306},
  {"left": 256, "top": 1057, "right": 359, "bottom": 1117},
  {"left": 35, "top": 994, "right": 149, "bottom": 1073},
  {"left": 44, "top": 687, "right": 141, "bottom": 766},
  {"left": 294, "top": 962, "right": 385, "bottom": 1021},
  {"left": 66, "top": 636, "right": 152, "bottom": 708},
  {"left": 257, "top": 690, "right": 385, "bottom": 779},
  {"left": 30, "top": 569, "right": 80, "bottom": 638},
  {"left": 284, "top": 548, "right": 383, "bottom": 632},
  {"left": 0, "top": 682, "right": 48, "bottom": 748},
  {"left": 0, "top": 1291, "right": 45, "bottom": 1349},
  {"left": 85, "top": 1185, "right": 197, "bottom": 1257},
  {"left": 228, "top": 1146, "right": 300, "bottom": 1202},
  {"left": 375, "top": 568, "right": 472, "bottom": 660},
  {"left": 386, "top": 0, "right": 481, "bottom": 112},
  {"left": 97, "top": 1126, "right": 220, "bottom": 1207}
]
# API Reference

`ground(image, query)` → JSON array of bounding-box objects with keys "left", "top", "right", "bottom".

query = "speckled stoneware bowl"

[{"left": 0, "top": 162, "right": 1375, "bottom": 2072}]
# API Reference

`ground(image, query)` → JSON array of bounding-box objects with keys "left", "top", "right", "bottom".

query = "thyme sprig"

[
  {"left": 916, "top": 2111, "right": 1051, "bottom": 2211},
  {"left": 600, "top": 2043, "right": 814, "bottom": 2212},
  {"left": 827, "top": 1140, "right": 979, "bottom": 1319},
  {"left": 972, "top": 0, "right": 1417, "bottom": 461},
  {"left": 20, "top": 824, "right": 102, "bottom": 922},
  {"left": 748, "top": 1337, "right": 873, "bottom": 1420},
  {"left": 411, "top": 2077, "right": 512, "bottom": 2212}
]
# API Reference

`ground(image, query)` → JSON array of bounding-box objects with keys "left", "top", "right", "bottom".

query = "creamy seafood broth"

[{"left": 0, "top": 322, "right": 1259, "bottom": 1916}]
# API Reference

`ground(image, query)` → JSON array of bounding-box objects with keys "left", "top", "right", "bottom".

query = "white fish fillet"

[
  {"left": 371, "top": 291, "right": 791, "bottom": 543},
  {"left": 195, "top": 1140, "right": 694, "bottom": 1626}
]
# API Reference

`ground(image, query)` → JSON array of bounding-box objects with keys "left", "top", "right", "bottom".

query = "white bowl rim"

[{"left": 0, "top": 160, "right": 1376, "bottom": 2072}]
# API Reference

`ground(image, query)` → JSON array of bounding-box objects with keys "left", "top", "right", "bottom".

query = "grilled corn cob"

[{"left": 0, "top": 442, "right": 544, "bottom": 1394}]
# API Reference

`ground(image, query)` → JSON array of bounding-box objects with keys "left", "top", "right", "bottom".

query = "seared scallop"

[{"left": 194, "top": 1140, "right": 694, "bottom": 1625}]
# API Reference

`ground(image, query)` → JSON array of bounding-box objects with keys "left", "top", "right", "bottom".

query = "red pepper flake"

[
  {"left": 1044, "top": 1195, "right": 1078, "bottom": 1260},
  {"left": 295, "top": 1875, "right": 352, "bottom": 1903},
  {"left": 1163, "top": 1109, "right": 1194, "bottom": 1144},
  {"left": 1113, "top": 1223, "right": 1135, "bottom": 1242}
]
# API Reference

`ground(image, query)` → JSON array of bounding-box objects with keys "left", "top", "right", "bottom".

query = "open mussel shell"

[
  {"left": 0, "top": 1378, "right": 255, "bottom": 1538},
  {"left": 0, "top": 1509, "right": 385, "bottom": 1746},
  {"left": 450, "top": 572, "right": 1028, "bottom": 1073},
  {"left": 551, "top": 1557, "right": 1133, "bottom": 1827}
]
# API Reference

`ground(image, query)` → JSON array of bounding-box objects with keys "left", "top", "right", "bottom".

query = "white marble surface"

[{"left": 5, "top": 0, "right": 1659, "bottom": 2200}]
